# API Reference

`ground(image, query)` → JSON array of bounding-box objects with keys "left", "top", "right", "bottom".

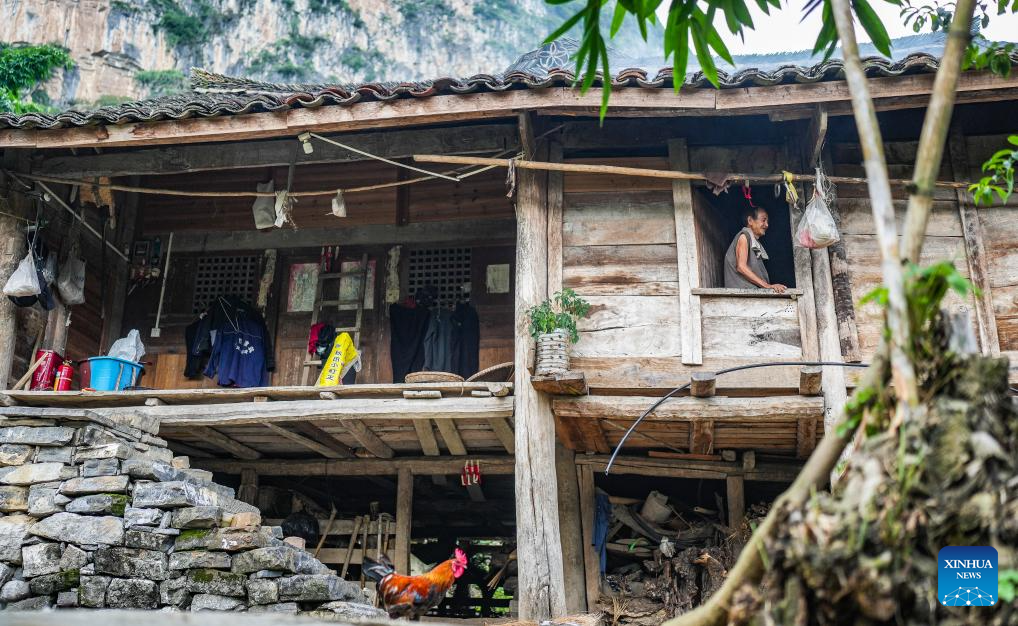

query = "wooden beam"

[
  {"left": 514, "top": 113, "right": 567, "bottom": 620},
  {"left": 136, "top": 395, "right": 515, "bottom": 427},
  {"left": 576, "top": 465, "right": 601, "bottom": 611},
  {"left": 195, "top": 426, "right": 262, "bottom": 460},
  {"left": 237, "top": 468, "right": 258, "bottom": 505},
  {"left": 530, "top": 371, "right": 588, "bottom": 396},
  {"left": 288, "top": 421, "right": 355, "bottom": 458},
  {"left": 796, "top": 417, "right": 819, "bottom": 460},
  {"left": 394, "top": 467, "right": 413, "bottom": 574},
  {"left": 413, "top": 419, "right": 441, "bottom": 456},
  {"left": 949, "top": 128, "right": 1000, "bottom": 356},
  {"left": 688, "top": 420, "right": 715, "bottom": 455},
  {"left": 101, "top": 176, "right": 139, "bottom": 352},
  {"left": 576, "top": 455, "right": 802, "bottom": 483},
  {"left": 553, "top": 395, "right": 824, "bottom": 422},
  {"left": 434, "top": 418, "right": 468, "bottom": 455},
  {"left": 487, "top": 417, "right": 515, "bottom": 454},
  {"left": 690, "top": 372, "right": 716, "bottom": 398},
  {"left": 785, "top": 143, "right": 822, "bottom": 365},
  {"left": 547, "top": 138, "right": 564, "bottom": 295},
  {"left": 36, "top": 124, "right": 520, "bottom": 178},
  {"left": 556, "top": 445, "right": 587, "bottom": 613},
  {"left": 263, "top": 423, "right": 345, "bottom": 459},
  {"left": 0, "top": 158, "right": 28, "bottom": 388},
  {"left": 163, "top": 440, "right": 217, "bottom": 459},
  {"left": 171, "top": 217, "right": 516, "bottom": 253},
  {"left": 340, "top": 418, "right": 394, "bottom": 459},
  {"left": 798, "top": 366, "right": 823, "bottom": 396},
  {"left": 807, "top": 105, "right": 829, "bottom": 167},
  {"left": 192, "top": 455, "right": 515, "bottom": 476},
  {"left": 669, "top": 139, "right": 703, "bottom": 365},
  {"left": 726, "top": 475, "right": 745, "bottom": 529}
]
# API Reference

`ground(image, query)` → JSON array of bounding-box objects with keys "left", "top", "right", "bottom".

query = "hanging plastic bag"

[
  {"left": 252, "top": 180, "right": 275, "bottom": 229},
  {"left": 57, "top": 255, "right": 86, "bottom": 305},
  {"left": 108, "top": 329, "right": 146, "bottom": 362},
  {"left": 3, "top": 252, "right": 41, "bottom": 297},
  {"left": 42, "top": 252, "right": 57, "bottom": 285},
  {"left": 795, "top": 168, "right": 840, "bottom": 249}
]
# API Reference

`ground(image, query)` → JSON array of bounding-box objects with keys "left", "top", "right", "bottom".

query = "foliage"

[
  {"left": 473, "top": 0, "right": 520, "bottom": 21},
  {"left": 526, "top": 288, "right": 591, "bottom": 343},
  {"left": 397, "top": 0, "right": 452, "bottom": 22},
  {"left": 94, "top": 94, "right": 134, "bottom": 107},
  {"left": 1001, "top": 569, "right": 1018, "bottom": 603},
  {"left": 134, "top": 69, "right": 187, "bottom": 96},
  {"left": 340, "top": 46, "right": 385, "bottom": 80},
  {"left": 970, "top": 135, "right": 1018, "bottom": 205},
  {"left": 152, "top": 0, "right": 231, "bottom": 48},
  {"left": 110, "top": 0, "right": 138, "bottom": 14},
  {"left": 0, "top": 43, "right": 73, "bottom": 113}
]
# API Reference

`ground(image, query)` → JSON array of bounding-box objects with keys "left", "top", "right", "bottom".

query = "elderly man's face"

[{"left": 748, "top": 210, "right": 769, "bottom": 238}]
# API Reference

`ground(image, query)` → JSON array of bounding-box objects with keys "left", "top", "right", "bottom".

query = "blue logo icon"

[{"left": 938, "top": 546, "right": 998, "bottom": 606}]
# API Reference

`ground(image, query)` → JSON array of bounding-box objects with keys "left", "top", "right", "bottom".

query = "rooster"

[{"left": 363, "top": 547, "right": 468, "bottom": 620}]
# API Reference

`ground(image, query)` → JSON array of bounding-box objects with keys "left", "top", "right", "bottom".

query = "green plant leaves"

[{"left": 526, "top": 289, "right": 591, "bottom": 344}]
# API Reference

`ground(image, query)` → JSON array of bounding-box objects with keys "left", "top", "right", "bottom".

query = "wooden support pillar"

[
  {"left": 555, "top": 444, "right": 587, "bottom": 613},
  {"left": 237, "top": 468, "right": 258, "bottom": 505},
  {"left": 576, "top": 465, "right": 600, "bottom": 612},
  {"left": 394, "top": 467, "right": 413, "bottom": 575},
  {"left": 726, "top": 475, "right": 745, "bottom": 530},
  {"left": 514, "top": 113, "right": 567, "bottom": 620},
  {"left": 798, "top": 366, "right": 823, "bottom": 396},
  {"left": 948, "top": 129, "right": 1000, "bottom": 356},
  {"left": 669, "top": 139, "right": 702, "bottom": 365},
  {"left": 690, "top": 372, "right": 716, "bottom": 397},
  {"left": 0, "top": 157, "right": 28, "bottom": 388},
  {"left": 101, "top": 178, "right": 140, "bottom": 352}
]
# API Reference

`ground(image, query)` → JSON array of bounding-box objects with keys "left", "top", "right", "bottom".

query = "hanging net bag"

[{"left": 795, "top": 167, "right": 841, "bottom": 249}]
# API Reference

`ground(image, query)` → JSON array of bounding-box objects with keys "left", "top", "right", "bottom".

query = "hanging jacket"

[
  {"left": 187, "top": 296, "right": 275, "bottom": 386},
  {"left": 450, "top": 301, "right": 480, "bottom": 378},
  {"left": 389, "top": 303, "right": 430, "bottom": 383}
]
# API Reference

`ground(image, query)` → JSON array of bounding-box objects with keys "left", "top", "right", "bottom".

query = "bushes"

[
  {"left": 0, "top": 43, "right": 73, "bottom": 113},
  {"left": 134, "top": 69, "right": 186, "bottom": 96}
]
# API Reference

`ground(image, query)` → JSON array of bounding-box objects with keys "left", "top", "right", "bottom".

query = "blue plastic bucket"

[{"left": 87, "top": 357, "right": 143, "bottom": 391}]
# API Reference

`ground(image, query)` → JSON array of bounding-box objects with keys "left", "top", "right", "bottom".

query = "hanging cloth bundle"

[
  {"left": 794, "top": 167, "right": 841, "bottom": 249},
  {"left": 56, "top": 218, "right": 86, "bottom": 305}
]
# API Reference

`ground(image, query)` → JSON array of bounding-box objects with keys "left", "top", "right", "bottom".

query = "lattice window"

[
  {"left": 192, "top": 255, "right": 260, "bottom": 313},
  {"left": 407, "top": 247, "right": 472, "bottom": 306}
]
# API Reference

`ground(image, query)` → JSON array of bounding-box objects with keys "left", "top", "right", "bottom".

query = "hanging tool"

[
  {"left": 340, "top": 515, "right": 363, "bottom": 579},
  {"left": 313, "top": 505, "right": 337, "bottom": 559}
]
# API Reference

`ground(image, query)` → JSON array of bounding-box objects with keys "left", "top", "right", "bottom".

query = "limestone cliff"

[{"left": 1, "top": 0, "right": 657, "bottom": 109}]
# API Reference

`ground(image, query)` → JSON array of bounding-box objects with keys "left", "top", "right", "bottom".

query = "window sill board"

[{"left": 692, "top": 287, "right": 803, "bottom": 298}]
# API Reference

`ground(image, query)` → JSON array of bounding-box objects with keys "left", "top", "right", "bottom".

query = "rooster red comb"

[{"left": 454, "top": 548, "right": 467, "bottom": 564}]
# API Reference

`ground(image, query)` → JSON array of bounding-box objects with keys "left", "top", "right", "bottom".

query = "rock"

[
  {"left": 205, "top": 527, "right": 282, "bottom": 552},
  {"left": 60, "top": 544, "right": 89, "bottom": 571},
  {"left": 170, "top": 505, "right": 222, "bottom": 529},
  {"left": 132, "top": 480, "right": 218, "bottom": 509},
  {"left": 316, "top": 601, "right": 389, "bottom": 620},
  {"left": 29, "top": 569, "right": 80, "bottom": 595},
  {"left": 283, "top": 536, "right": 306, "bottom": 550},
  {"left": 171, "top": 456, "right": 190, "bottom": 469},
  {"left": 0, "top": 514, "right": 33, "bottom": 562},
  {"left": 106, "top": 577, "right": 159, "bottom": 609},
  {"left": 124, "top": 506, "right": 163, "bottom": 527},
  {"left": 248, "top": 602, "right": 300, "bottom": 613},
  {"left": 173, "top": 528, "right": 213, "bottom": 551},
  {"left": 231, "top": 545, "right": 330, "bottom": 575},
  {"left": 79, "top": 563, "right": 95, "bottom": 575},
  {"left": 57, "top": 589, "right": 79, "bottom": 607},
  {"left": 0, "top": 485, "right": 28, "bottom": 512},
  {"left": 159, "top": 576, "right": 189, "bottom": 606},
  {"left": 0, "top": 444, "right": 34, "bottom": 466},
  {"left": 29, "top": 512, "right": 124, "bottom": 545},
  {"left": 60, "top": 475, "right": 130, "bottom": 495},
  {"left": 78, "top": 575, "right": 111, "bottom": 608},
  {"left": 22, "top": 541, "right": 62, "bottom": 577},
  {"left": 1, "top": 462, "right": 75, "bottom": 485},
  {"left": 225, "top": 511, "right": 262, "bottom": 527},
  {"left": 121, "top": 459, "right": 157, "bottom": 480},
  {"left": 1, "top": 579, "right": 31, "bottom": 602},
  {"left": 27, "top": 484, "right": 63, "bottom": 516},
  {"left": 0, "top": 426, "right": 75, "bottom": 446},
  {"left": 75, "top": 443, "right": 132, "bottom": 461},
  {"left": 190, "top": 593, "right": 247, "bottom": 611},
  {"left": 277, "top": 574, "right": 360, "bottom": 602},
  {"left": 94, "top": 546, "right": 169, "bottom": 580},
  {"left": 249, "top": 569, "right": 285, "bottom": 578},
  {"left": 6, "top": 595, "right": 54, "bottom": 610},
  {"left": 35, "top": 446, "right": 74, "bottom": 464},
  {"left": 65, "top": 493, "right": 130, "bottom": 515},
  {"left": 81, "top": 458, "right": 120, "bottom": 477},
  {"left": 169, "top": 550, "right": 231, "bottom": 570},
  {"left": 124, "top": 528, "right": 175, "bottom": 551},
  {"left": 0, "top": 562, "right": 14, "bottom": 587},
  {"left": 185, "top": 568, "right": 247, "bottom": 596},
  {"left": 245, "top": 579, "right": 279, "bottom": 605}
]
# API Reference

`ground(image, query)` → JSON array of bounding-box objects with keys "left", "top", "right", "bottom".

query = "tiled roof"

[{"left": 0, "top": 33, "right": 1004, "bottom": 131}]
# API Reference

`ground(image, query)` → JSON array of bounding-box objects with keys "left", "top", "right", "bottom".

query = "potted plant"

[{"left": 526, "top": 289, "right": 591, "bottom": 376}]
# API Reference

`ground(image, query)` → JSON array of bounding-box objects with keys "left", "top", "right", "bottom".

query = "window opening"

[
  {"left": 192, "top": 254, "right": 260, "bottom": 313},
  {"left": 408, "top": 247, "right": 472, "bottom": 305}
]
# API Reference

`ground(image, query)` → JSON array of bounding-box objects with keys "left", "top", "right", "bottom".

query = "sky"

[{"left": 655, "top": 2, "right": 1018, "bottom": 56}]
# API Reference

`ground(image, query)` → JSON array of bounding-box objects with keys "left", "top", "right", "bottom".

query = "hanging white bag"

[
  {"left": 252, "top": 180, "right": 276, "bottom": 229},
  {"left": 57, "top": 255, "right": 86, "bottom": 305},
  {"left": 108, "top": 329, "right": 146, "bottom": 362},
  {"left": 795, "top": 168, "right": 840, "bottom": 249},
  {"left": 3, "top": 252, "right": 41, "bottom": 297}
]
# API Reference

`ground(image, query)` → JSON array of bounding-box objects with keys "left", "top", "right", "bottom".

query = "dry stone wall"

[{"left": 0, "top": 410, "right": 385, "bottom": 617}]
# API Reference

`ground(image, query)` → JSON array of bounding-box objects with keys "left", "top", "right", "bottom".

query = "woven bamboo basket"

[
  {"left": 404, "top": 371, "right": 465, "bottom": 384},
  {"left": 535, "top": 329, "right": 570, "bottom": 376}
]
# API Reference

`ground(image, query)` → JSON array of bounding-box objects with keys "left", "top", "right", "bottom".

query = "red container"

[
  {"left": 30, "top": 350, "right": 63, "bottom": 391},
  {"left": 53, "top": 363, "right": 74, "bottom": 391}
]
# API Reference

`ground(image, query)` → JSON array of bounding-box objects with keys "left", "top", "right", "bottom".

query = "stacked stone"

[{"left": 0, "top": 411, "right": 384, "bottom": 618}]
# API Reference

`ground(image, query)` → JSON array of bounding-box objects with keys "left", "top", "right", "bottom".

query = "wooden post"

[
  {"left": 555, "top": 444, "right": 587, "bottom": 613},
  {"left": 576, "top": 465, "right": 600, "bottom": 612},
  {"left": 0, "top": 157, "right": 28, "bottom": 388},
  {"left": 237, "top": 468, "right": 258, "bottom": 505},
  {"left": 514, "top": 113, "right": 567, "bottom": 620},
  {"left": 101, "top": 178, "right": 140, "bottom": 352},
  {"left": 690, "top": 372, "right": 716, "bottom": 398},
  {"left": 547, "top": 139, "right": 564, "bottom": 295},
  {"left": 726, "top": 475, "right": 745, "bottom": 530},
  {"left": 669, "top": 139, "right": 703, "bottom": 365},
  {"left": 798, "top": 366, "right": 823, "bottom": 396},
  {"left": 394, "top": 467, "right": 413, "bottom": 575},
  {"left": 948, "top": 129, "right": 1000, "bottom": 356}
]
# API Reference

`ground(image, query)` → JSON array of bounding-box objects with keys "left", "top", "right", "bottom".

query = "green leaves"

[
  {"left": 526, "top": 289, "right": 592, "bottom": 344},
  {"left": 0, "top": 44, "right": 73, "bottom": 114},
  {"left": 1001, "top": 569, "right": 1018, "bottom": 603},
  {"left": 808, "top": 0, "right": 899, "bottom": 61},
  {"left": 969, "top": 135, "right": 1017, "bottom": 206}
]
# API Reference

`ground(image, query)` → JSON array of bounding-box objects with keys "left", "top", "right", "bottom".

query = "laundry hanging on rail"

[{"left": 185, "top": 296, "right": 275, "bottom": 387}]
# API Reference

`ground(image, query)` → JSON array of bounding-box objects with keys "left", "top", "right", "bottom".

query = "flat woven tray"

[{"left": 404, "top": 371, "right": 465, "bottom": 384}]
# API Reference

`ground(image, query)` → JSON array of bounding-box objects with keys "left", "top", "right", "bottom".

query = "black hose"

[{"left": 604, "top": 360, "right": 871, "bottom": 475}]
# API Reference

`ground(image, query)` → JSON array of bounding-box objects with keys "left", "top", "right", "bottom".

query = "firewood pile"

[{"left": 595, "top": 492, "right": 769, "bottom": 625}]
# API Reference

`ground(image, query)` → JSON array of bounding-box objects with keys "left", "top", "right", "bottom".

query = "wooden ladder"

[{"left": 301, "top": 252, "right": 370, "bottom": 386}]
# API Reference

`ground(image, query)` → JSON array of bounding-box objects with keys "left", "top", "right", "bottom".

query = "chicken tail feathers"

[{"left": 362, "top": 555, "right": 396, "bottom": 582}]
